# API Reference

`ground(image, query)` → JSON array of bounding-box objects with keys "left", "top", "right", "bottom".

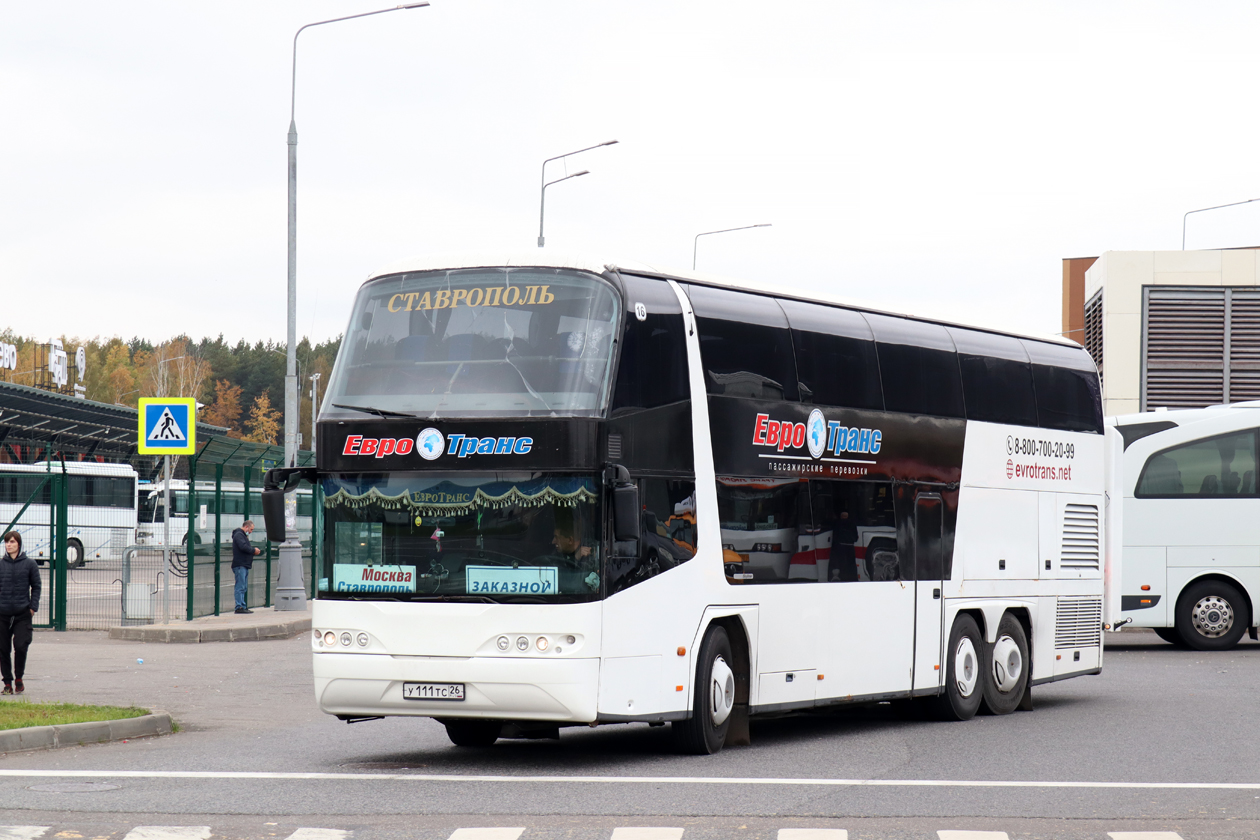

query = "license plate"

[{"left": 403, "top": 682, "right": 465, "bottom": 701}]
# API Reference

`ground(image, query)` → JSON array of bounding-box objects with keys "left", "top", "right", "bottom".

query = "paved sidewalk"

[{"left": 107, "top": 606, "right": 311, "bottom": 643}]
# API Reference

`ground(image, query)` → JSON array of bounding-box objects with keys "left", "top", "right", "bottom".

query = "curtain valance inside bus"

[{"left": 323, "top": 476, "right": 598, "bottom": 515}]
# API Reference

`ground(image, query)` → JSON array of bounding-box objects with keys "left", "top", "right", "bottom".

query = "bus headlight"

[
  {"left": 323, "top": 631, "right": 336, "bottom": 646},
  {"left": 340, "top": 632, "right": 353, "bottom": 646},
  {"left": 516, "top": 636, "right": 529, "bottom": 651},
  {"left": 497, "top": 635, "right": 510, "bottom": 651},
  {"left": 536, "top": 636, "right": 549, "bottom": 652},
  {"left": 356, "top": 633, "right": 369, "bottom": 647}
]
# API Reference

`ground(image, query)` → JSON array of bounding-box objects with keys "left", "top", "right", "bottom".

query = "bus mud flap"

[
  {"left": 727, "top": 703, "right": 751, "bottom": 746},
  {"left": 1018, "top": 684, "right": 1033, "bottom": 712}
]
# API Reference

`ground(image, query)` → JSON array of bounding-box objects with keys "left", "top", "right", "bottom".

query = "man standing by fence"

[
  {"left": 0, "top": 531, "right": 40, "bottom": 695},
  {"left": 231, "top": 521, "right": 261, "bottom": 615}
]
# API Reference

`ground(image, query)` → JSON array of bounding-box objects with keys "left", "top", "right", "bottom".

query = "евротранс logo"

[{"left": 341, "top": 427, "right": 533, "bottom": 460}]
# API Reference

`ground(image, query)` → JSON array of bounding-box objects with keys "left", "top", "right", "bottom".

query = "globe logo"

[
  {"left": 416, "top": 428, "right": 445, "bottom": 461},
  {"left": 806, "top": 409, "right": 826, "bottom": 459}
]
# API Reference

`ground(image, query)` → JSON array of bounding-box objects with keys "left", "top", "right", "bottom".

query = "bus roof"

[
  {"left": 17, "top": 461, "right": 139, "bottom": 476},
  {"left": 366, "top": 252, "right": 1082, "bottom": 351}
]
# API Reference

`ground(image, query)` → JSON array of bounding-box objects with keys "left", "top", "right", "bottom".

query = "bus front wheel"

[
  {"left": 980, "top": 613, "right": 1028, "bottom": 715},
  {"left": 443, "top": 719, "right": 501, "bottom": 747},
  {"left": 66, "top": 539, "right": 84, "bottom": 569},
  {"left": 929, "top": 614, "right": 983, "bottom": 721},
  {"left": 672, "top": 625, "right": 735, "bottom": 755},
  {"left": 1175, "top": 580, "right": 1250, "bottom": 651}
]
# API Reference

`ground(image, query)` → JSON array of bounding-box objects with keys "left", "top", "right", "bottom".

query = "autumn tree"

[
  {"left": 201, "top": 380, "right": 244, "bottom": 436},
  {"left": 140, "top": 338, "right": 212, "bottom": 400},
  {"left": 243, "top": 390, "right": 281, "bottom": 445}
]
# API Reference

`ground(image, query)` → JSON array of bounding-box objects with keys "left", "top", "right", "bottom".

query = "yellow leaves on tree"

[
  {"left": 201, "top": 380, "right": 244, "bottom": 436},
  {"left": 243, "top": 391, "right": 281, "bottom": 445}
]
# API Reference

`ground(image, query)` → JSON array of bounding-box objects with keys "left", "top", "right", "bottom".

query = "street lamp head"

[
  {"left": 574, "top": 170, "right": 590, "bottom": 177},
  {"left": 400, "top": 2, "right": 430, "bottom": 7},
  {"left": 601, "top": 140, "right": 619, "bottom": 147}
]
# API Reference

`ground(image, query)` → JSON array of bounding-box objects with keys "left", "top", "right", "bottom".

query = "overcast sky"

[{"left": 4, "top": 1, "right": 1260, "bottom": 347}]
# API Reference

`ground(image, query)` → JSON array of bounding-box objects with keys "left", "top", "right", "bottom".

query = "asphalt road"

[{"left": 0, "top": 628, "right": 1256, "bottom": 839}]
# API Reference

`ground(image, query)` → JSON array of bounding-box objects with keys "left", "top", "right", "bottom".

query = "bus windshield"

[
  {"left": 319, "top": 472, "right": 603, "bottom": 603},
  {"left": 325, "top": 267, "right": 621, "bottom": 418}
]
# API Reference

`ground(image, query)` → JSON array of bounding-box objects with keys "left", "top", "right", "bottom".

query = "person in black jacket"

[
  {"left": 231, "top": 521, "right": 261, "bottom": 614},
  {"left": 0, "top": 531, "right": 41, "bottom": 695}
]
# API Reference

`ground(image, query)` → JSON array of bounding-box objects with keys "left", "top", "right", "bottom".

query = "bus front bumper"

[{"left": 313, "top": 652, "right": 599, "bottom": 723}]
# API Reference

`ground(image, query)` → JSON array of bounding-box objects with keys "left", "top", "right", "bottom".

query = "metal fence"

[{"left": 1, "top": 458, "right": 318, "bottom": 631}]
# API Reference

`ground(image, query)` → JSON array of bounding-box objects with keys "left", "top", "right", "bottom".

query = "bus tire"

[
  {"left": 1175, "top": 579, "right": 1250, "bottom": 651},
  {"left": 672, "top": 625, "right": 735, "bottom": 755},
  {"left": 443, "top": 719, "right": 501, "bottom": 747},
  {"left": 67, "top": 539, "right": 84, "bottom": 569},
  {"left": 1153, "top": 627, "right": 1183, "bottom": 645},
  {"left": 929, "top": 614, "right": 983, "bottom": 721},
  {"left": 980, "top": 613, "right": 1028, "bottom": 715}
]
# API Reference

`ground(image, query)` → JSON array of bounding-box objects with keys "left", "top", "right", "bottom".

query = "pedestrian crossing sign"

[{"left": 137, "top": 398, "right": 196, "bottom": 455}]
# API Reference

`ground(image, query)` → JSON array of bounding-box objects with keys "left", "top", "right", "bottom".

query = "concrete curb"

[
  {"left": 0, "top": 711, "right": 173, "bottom": 754},
  {"left": 107, "top": 617, "right": 310, "bottom": 643}
]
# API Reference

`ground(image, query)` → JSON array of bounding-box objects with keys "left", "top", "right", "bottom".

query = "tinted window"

[
  {"left": 866, "top": 314, "right": 964, "bottom": 418},
  {"left": 1136, "top": 431, "right": 1258, "bottom": 497},
  {"left": 0, "top": 476, "right": 50, "bottom": 506},
  {"left": 611, "top": 275, "right": 689, "bottom": 412},
  {"left": 717, "top": 477, "right": 810, "bottom": 584},
  {"left": 949, "top": 327, "right": 1037, "bottom": 426},
  {"left": 808, "top": 480, "right": 900, "bottom": 583},
  {"left": 1022, "top": 339, "right": 1103, "bottom": 434},
  {"left": 778, "top": 299, "right": 883, "bottom": 410},
  {"left": 687, "top": 285, "right": 798, "bottom": 401},
  {"left": 608, "top": 478, "right": 697, "bottom": 595}
]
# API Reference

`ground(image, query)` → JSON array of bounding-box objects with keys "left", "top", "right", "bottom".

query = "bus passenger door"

[{"left": 912, "top": 493, "right": 945, "bottom": 692}]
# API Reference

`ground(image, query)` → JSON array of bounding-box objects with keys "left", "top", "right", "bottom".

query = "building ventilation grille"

[
  {"left": 1055, "top": 597, "right": 1102, "bottom": 650},
  {"left": 1229, "top": 290, "right": 1260, "bottom": 402},
  {"left": 1084, "top": 289, "right": 1103, "bottom": 384},
  {"left": 1060, "top": 503, "right": 1100, "bottom": 571}
]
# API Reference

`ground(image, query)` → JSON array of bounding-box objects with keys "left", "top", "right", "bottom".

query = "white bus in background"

[
  {"left": 1110, "top": 402, "right": 1260, "bottom": 650},
  {"left": 137, "top": 479, "right": 313, "bottom": 550},
  {"left": 270, "top": 254, "right": 1108, "bottom": 754},
  {"left": 0, "top": 462, "right": 138, "bottom": 567}
]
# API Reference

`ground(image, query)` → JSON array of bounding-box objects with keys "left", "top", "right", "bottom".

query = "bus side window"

[
  {"left": 948, "top": 327, "right": 1038, "bottom": 427},
  {"left": 611, "top": 275, "right": 689, "bottom": 412},
  {"left": 778, "top": 298, "right": 883, "bottom": 410},
  {"left": 607, "top": 478, "right": 697, "bottom": 596},
  {"left": 1136, "top": 431, "right": 1258, "bottom": 498},
  {"left": 808, "top": 480, "right": 900, "bottom": 583},
  {"left": 1021, "top": 339, "right": 1103, "bottom": 434},
  {"left": 686, "top": 285, "right": 799, "bottom": 402},
  {"left": 866, "top": 313, "right": 965, "bottom": 418}
]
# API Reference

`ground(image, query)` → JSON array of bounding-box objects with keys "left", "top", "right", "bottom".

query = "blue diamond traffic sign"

[{"left": 137, "top": 398, "right": 196, "bottom": 455}]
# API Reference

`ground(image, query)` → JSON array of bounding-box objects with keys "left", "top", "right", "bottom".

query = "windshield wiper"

[{"left": 332, "top": 403, "right": 417, "bottom": 419}]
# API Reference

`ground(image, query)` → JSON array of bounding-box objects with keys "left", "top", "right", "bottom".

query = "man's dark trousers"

[{"left": 0, "top": 612, "right": 32, "bottom": 683}]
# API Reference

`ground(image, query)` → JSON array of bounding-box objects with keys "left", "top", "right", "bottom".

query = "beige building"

[{"left": 1062, "top": 248, "right": 1260, "bottom": 416}]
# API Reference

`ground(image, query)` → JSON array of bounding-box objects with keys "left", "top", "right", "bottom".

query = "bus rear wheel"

[
  {"left": 66, "top": 539, "right": 84, "bottom": 569},
  {"left": 980, "top": 613, "right": 1028, "bottom": 715},
  {"left": 929, "top": 614, "right": 983, "bottom": 721},
  {"left": 672, "top": 625, "right": 735, "bottom": 755},
  {"left": 443, "top": 719, "right": 501, "bottom": 747},
  {"left": 1175, "top": 579, "right": 1250, "bottom": 651}
]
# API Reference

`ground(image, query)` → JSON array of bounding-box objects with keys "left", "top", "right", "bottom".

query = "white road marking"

[
  {"left": 0, "top": 828, "right": 49, "bottom": 840},
  {"left": 1108, "top": 834, "right": 1185, "bottom": 840},
  {"left": 778, "top": 831, "right": 848, "bottom": 840},
  {"left": 122, "top": 829, "right": 211, "bottom": 840},
  {"left": 0, "top": 769, "right": 1251, "bottom": 791},
  {"left": 447, "top": 831, "right": 524, "bottom": 840},
  {"left": 939, "top": 833, "right": 1009, "bottom": 840},
  {"left": 609, "top": 830, "right": 684, "bottom": 840},
  {"left": 284, "top": 831, "right": 351, "bottom": 840}
]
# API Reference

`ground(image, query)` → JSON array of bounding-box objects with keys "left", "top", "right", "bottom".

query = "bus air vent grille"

[
  {"left": 607, "top": 434, "right": 623, "bottom": 460},
  {"left": 1060, "top": 503, "right": 1100, "bottom": 570},
  {"left": 1055, "top": 597, "right": 1102, "bottom": 649}
]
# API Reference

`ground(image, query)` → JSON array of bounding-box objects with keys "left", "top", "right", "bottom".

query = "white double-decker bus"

[
  {"left": 264, "top": 255, "right": 1107, "bottom": 753},
  {"left": 0, "top": 461, "right": 138, "bottom": 567}
]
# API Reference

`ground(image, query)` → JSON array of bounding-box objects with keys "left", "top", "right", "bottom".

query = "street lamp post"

[
  {"left": 1183, "top": 197, "right": 1260, "bottom": 249},
  {"left": 693, "top": 224, "right": 772, "bottom": 270},
  {"left": 537, "top": 140, "right": 618, "bottom": 247},
  {"left": 284, "top": 2, "right": 428, "bottom": 612}
]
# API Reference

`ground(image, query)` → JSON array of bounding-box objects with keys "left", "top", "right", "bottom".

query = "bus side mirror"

[
  {"left": 613, "top": 482, "right": 640, "bottom": 543},
  {"left": 261, "top": 488, "right": 287, "bottom": 543}
]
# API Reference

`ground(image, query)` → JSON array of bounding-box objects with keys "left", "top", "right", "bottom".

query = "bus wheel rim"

[
  {"left": 954, "top": 637, "right": 978, "bottom": 698},
  {"left": 1192, "top": 595, "right": 1233, "bottom": 637},
  {"left": 709, "top": 655, "right": 735, "bottom": 726},
  {"left": 991, "top": 635, "right": 1022, "bottom": 692}
]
